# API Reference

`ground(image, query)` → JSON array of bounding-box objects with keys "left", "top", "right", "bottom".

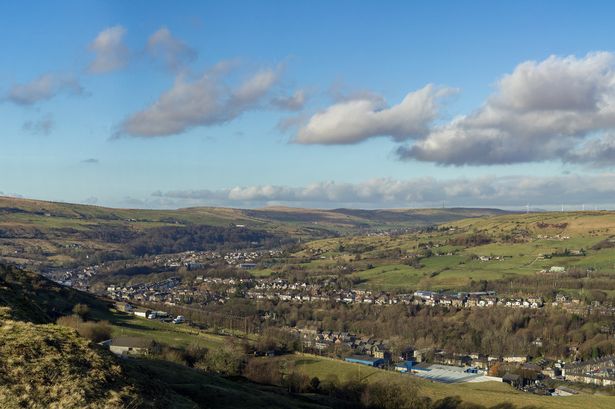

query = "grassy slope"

[
  {"left": 291, "top": 211, "right": 615, "bottom": 290},
  {"left": 0, "top": 319, "right": 142, "bottom": 409},
  {"left": 0, "top": 264, "right": 343, "bottom": 408},
  {"left": 123, "top": 358, "right": 337, "bottom": 409},
  {"left": 0, "top": 196, "right": 509, "bottom": 233},
  {"left": 0, "top": 264, "right": 111, "bottom": 323},
  {"left": 107, "top": 311, "right": 231, "bottom": 349},
  {"left": 0, "top": 317, "right": 335, "bottom": 409},
  {"left": 282, "top": 354, "right": 615, "bottom": 409},
  {"left": 0, "top": 195, "right": 511, "bottom": 269}
]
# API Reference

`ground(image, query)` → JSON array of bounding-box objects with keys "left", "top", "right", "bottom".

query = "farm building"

[
  {"left": 132, "top": 308, "right": 152, "bottom": 318},
  {"left": 394, "top": 361, "right": 414, "bottom": 373},
  {"left": 345, "top": 355, "right": 385, "bottom": 367},
  {"left": 107, "top": 336, "right": 154, "bottom": 356},
  {"left": 410, "top": 363, "right": 483, "bottom": 383}
]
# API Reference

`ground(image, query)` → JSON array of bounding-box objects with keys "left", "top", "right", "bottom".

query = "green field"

[
  {"left": 282, "top": 211, "right": 615, "bottom": 291},
  {"left": 280, "top": 354, "right": 615, "bottom": 409},
  {"left": 107, "top": 310, "right": 232, "bottom": 349}
]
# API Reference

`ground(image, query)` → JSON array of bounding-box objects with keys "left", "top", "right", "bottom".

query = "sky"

[{"left": 1, "top": 0, "right": 615, "bottom": 210}]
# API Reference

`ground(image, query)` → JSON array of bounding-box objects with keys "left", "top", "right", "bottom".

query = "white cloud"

[
  {"left": 147, "top": 27, "right": 196, "bottom": 72},
  {"left": 294, "top": 85, "right": 454, "bottom": 144},
  {"left": 152, "top": 173, "right": 615, "bottom": 208},
  {"left": 564, "top": 133, "right": 615, "bottom": 167},
  {"left": 117, "top": 66, "right": 282, "bottom": 137},
  {"left": 6, "top": 73, "right": 83, "bottom": 105},
  {"left": 88, "top": 26, "right": 130, "bottom": 74},
  {"left": 400, "top": 52, "right": 615, "bottom": 166},
  {"left": 231, "top": 69, "right": 279, "bottom": 105}
]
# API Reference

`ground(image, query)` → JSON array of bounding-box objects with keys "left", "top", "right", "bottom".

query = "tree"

[
  {"left": 309, "top": 376, "right": 320, "bottom": 392},
  {"left": 72, "top": 303, "right": 90, "bottom": 320},
  {"left": 433, "top": 396, "right": 463, "bottom": 409},
  {"left": 361, "top": 380, "right": 425, "bottom": 409}
]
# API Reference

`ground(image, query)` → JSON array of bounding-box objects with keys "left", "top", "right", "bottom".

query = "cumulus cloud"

[
  {"left": 294, "top": 85, "right": 454, "bottom": 144},
  {"left": 564, "top": 134, "right": 615, "bottom": 168},
  {"left": 88, "top": 26, "right": 130, "bottom": 74},
  {"left": 22, "top": 114, "right": 55, "bottom": 135},
  {"left": 152, "top": 173, "right": 615, "bottom": 208},
  {"left": 400, "top": 52, "right": 615, "bottom": 165},
  {"left": 117, "top": 66, "right": 282, "bottom": 137},
  {"left": 6, "top": 74, "right": 83, "bottom": 105},
  {"left": 147, "top": 27, "right": 196, "bottom": 72}
]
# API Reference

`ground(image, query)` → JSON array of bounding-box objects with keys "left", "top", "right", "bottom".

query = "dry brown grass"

[{"left": 0, "top": 319, "right": 140, "bottom": 409}]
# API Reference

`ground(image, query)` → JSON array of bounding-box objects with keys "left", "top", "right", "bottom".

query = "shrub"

[
  {"left": 72, "top": 303, "right": 91, "bottom": 319},
  {"left": 56, "top": 315, "right": 112, "bottom": 342}
]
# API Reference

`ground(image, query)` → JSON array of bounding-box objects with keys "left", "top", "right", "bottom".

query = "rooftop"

[{"left": 111, "top": 336, "right": 153, "bottom": 348}]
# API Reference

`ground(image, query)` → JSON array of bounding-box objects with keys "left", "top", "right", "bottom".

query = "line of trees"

[{"left": 225, "top": 299, "right": 615, "bottom": 360}]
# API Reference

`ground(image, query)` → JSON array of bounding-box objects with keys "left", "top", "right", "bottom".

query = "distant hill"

[
  {"left": 294, "top": 210, "right": 615, "bottom": 291},
  {"left": 0, "top": 195, "right": 511, "bottom": 270},
  {"left": 0, "top": 196, "right": 510, "bottom": 230},
  {"left": 244, "top": 206, "right": 509, "bottom": 229}
]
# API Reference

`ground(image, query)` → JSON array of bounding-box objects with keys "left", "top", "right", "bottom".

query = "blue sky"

[{"left": 1, "top": 1, "right": 615, "bottom": 209}]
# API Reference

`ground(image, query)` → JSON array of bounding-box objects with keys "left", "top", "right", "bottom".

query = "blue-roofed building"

[
  {"left": 345, "top": 355, "right": 385, "bottom": 367},
  {"left": 394, "top": 360, "right": 414, "bottom": 373}
]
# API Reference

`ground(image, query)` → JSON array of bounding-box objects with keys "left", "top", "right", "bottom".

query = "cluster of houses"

[
  {"left": 152, "top": 251, "right": 222, "bottom": 269},
  {"left": 294, "top": 328, "right": 390, "bottom": 358},
  {"left": 293, "top": 326, "right": 612, "bottom": 392},
  {"left": 114, "top": 302, "right": 185, "bottom": 323},
  {"left": 105, "top": 273, "right": 555, "bottom": 312},
  {"left": 224, "top": 250, "right": 273, "bottom": 266},
  {"left": 311, "top": 329, "right": 609, "bottom": 394},
  {"left": 106, "top": 297, "right": 615, "bottom": 393},
  {"left": 563, "top": 355, "right": 615, "bottom": 386},
  {"left": 102, "top": 271, "right": 615, "bottom": 324},
  {"left": 245, "top": 283, "right": 548, "bottom": 310},
  {"left": 150, "top": 249, "right": 282, "bottom": 270},
  {"left": 294, "top": 327, "right": 538, "bottom": 372},
  {"left": 535, "top": 234, "right": 571, "bottom": 240},
  {"left": 551, "top": 293, "right": 615, "bottom": 316},
  {"left": 105, "top": 277, "right": 194, "bottom": 305},
  {"left": 50, "top": 264, "right": 101, "bottom": 290},
  {"left": 477, "top": 255, "right": 512, "bottom": 262},
  {"left": 246, "top": 281, "right": 419, "bottom": 305},
  {"left": 413, "top": 290, "right": 546, "bottom": 309}
]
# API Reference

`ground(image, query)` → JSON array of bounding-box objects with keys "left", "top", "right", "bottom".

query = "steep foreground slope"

[
  {"left": 0, "top": 264, "right": 110, "bottom": 323},
  {"left": 0, "top": 264, "right": 161, "bottom": 408},
  {"left": 0, "top": 264, "right": 342, "bottom": 409},
  {"left": 0, "top": 320, "right": 141, "bottom": 408}
]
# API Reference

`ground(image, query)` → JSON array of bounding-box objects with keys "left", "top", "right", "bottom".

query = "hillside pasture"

[{"left": 281, "top": 354, "right": 615, "bottom": 409}]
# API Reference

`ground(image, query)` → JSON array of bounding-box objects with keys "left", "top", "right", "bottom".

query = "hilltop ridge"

[{"left": 0, "top": 195, "right": 511, "bottom": 271}]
